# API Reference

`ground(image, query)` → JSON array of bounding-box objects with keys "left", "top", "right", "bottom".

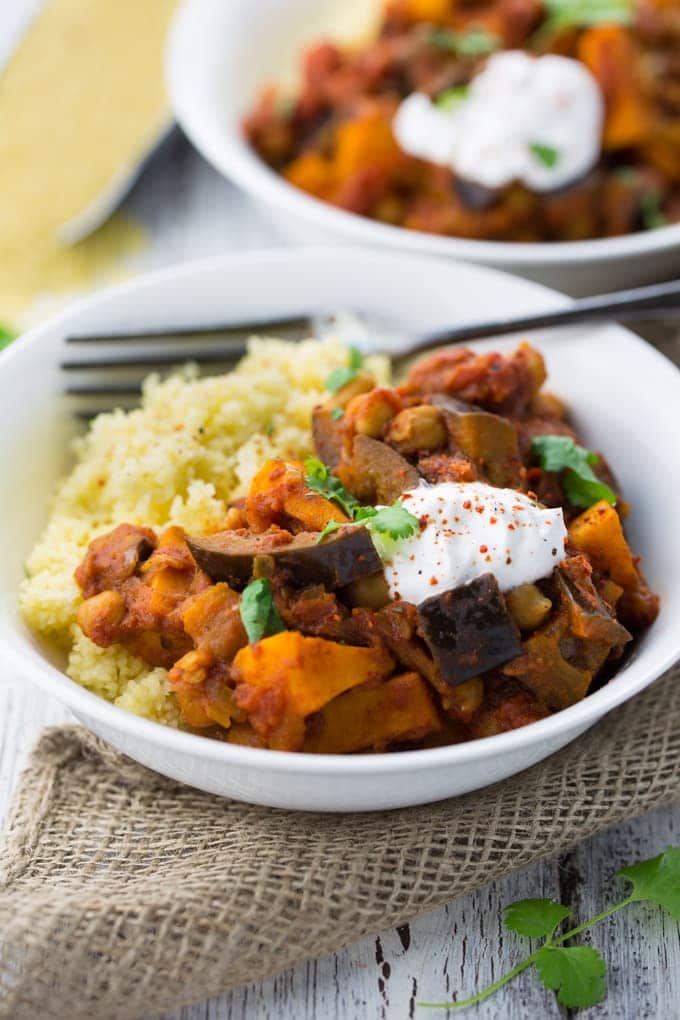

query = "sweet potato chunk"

[
  {"left": 304, "top": 672, "right": 441, "bottom": 753},
  {"left": 246, "top": 459, "right": 348, "bottom": 533},
  {"left": 568, "top": 501, "right": 639, "bottom": 589},
  {"left": 233, "top": 632, "right": 394, "bottom": 750}
]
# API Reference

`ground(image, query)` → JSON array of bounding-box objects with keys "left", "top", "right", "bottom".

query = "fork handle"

[{"left": 411, "top": 278, "right": 680, "bottom": 355}]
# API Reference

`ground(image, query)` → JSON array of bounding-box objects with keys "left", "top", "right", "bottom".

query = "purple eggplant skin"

[
  {"left": 428, "top": 394, "right": 523, "bottom": 489},
  {"left": 418, "top": 573, "right": 522, "bottom": 687},
  {"left": 187, "top": 526, "right": 382, "bottom": 591},
  {"left": 312, "top": 406, "right": 345, "bottom": 470}
]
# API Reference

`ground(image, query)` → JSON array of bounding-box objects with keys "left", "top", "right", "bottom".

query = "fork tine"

[
  {"left": 61, "top": 348, "right": 247, "bottom": 370},
  {"left": 65, "top": 315, "right": 312, "bottom": 343},
  {"left": 65, "top": 382, "right": 144, "bottom": 396}
]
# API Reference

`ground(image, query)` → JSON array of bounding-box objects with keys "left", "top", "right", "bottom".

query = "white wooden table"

[{"left": 1, "top": 124, "right": 679, "bottom": 1020}]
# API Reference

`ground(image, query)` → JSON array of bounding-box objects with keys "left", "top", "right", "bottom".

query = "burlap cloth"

[{"left": 1, "top": 320, "right": 679, "bottom": 1020}]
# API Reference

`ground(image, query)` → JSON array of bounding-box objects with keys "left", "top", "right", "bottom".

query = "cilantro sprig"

[
  {"left": 434, "top": 85, "right": 470, "bottom": 112},
  {"left": 641, "top": 190, "right": 668, "bottom": 231},
  {"left": 532, "top": 435, "right": 616, "bottom": 508},
  {"left": 534, "top": 0, "right": 634, "bottom": 44},
  {"left": 316, "top": 499, "right": 420, "bottom": 549},
  {"left": 239, "top": 578, "right": 286, "bottom": 644},
  {"left": 430, "top": 27, "right": 501, "bottom": 56},
  {"left": 530, "top": 142, "right": 560, "bottom": 169},
  {"left": 304, "top": 457, "right": 361, "bottom": 518},
  {"left": 422, "top": 846, "right": 680, "bottom": 1012},
  {"left": 325, "top": 345, "right": 364, "bottom": 394}
]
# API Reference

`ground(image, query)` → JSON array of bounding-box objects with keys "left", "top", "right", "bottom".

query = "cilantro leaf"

[
  {"left": 531, "top": 435, "right": 616, "bottom": 508},
  {"left": 0, "top": 325, "right": 16, "bottom": 352},
  {"left": 529, "top": 142, "right": 560, "bottom": 169},
  {"left": 239, "top": 578, "right": 286, "bottom": 644},
  {"left": 641, "top": 190, "right": 668, "bottom": 231},
  {"left": 504, "top": 899, "right": 571, "bottom": 939},
  {"left": 316, "top": 520, "right": 345, "bottom": 544},
  {"left": 429, "top": 27, "right": 500, "bottom": 56},
  {"left": 535, "top": 946, "right": 607, "bottom": 1008},
  {"left": 304, "top": 457, "right": 360, "bottom": 518},
  {"left": 330, "top": 408, "right": 345, "bottom": 421},
  {"left": 325, "top": 345, "right": 364, "bottom": 394},
  {"left": 434, "top": 85, "right": 470, "bottom": 111},
  {"left": 537, "top": 0, "right": 633, "bottom": 40},
  {"left": 368, "top": 501, "right": 420, "bottom": 541},
  {"left": 617, "top": 847, "right": 680, "bottom": 921}
]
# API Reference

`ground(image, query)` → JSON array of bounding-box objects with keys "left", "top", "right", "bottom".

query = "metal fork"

[{"left": 61, "top": 278, "right": 680, "bottom": 417}]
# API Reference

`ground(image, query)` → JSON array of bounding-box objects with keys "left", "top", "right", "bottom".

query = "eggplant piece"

[
  {"left": 312, "top": 406, "right": 344, "bottom": 469},
  {"left": 188, "top": 526, "right": 381, "bottom": 591},
  {"left": 338, "top": 435, "right": 420, "bottom": 504},
  {"left": 418, "top": 574, "right": 522, "bottom": 687},
  {"left": 429, "top": 394, "right": 523, "bottom": 489}
]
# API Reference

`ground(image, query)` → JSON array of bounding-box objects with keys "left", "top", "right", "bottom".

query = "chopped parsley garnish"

[
  {"left": 0, "top": 325, "right": 16, "bottom": 352},
  {"left": 535, "top": 0, "right": 633, "bottom": 42},
  {"left": 429, "top": 27, "right": 501, "bottom": 57},
  {"left": 239, "top": 578, "right": 286, "bottom": 644},
  {"left": 641, "top": 190, "right": 668, "bottom": 231},
  {"left": 532, "top": 435, "right": 616, "bottom": 508},
  {"left": 304, "top": 457, "right": 360, "bottom": 518},
  {"left": 421, "top": 846, "right": 680, "bottom": 1012},
  {"left": 325, "top": 345, "right": 364, "bottom": 394},
  {"left": 330, "top": 408, "right": 345, "bottom": 421},
  {"left": 529, "top": 142, "right": 560, "bottom": 169},
  {"left": 434, "top": 85, "right": 470, "bottom": 112}
]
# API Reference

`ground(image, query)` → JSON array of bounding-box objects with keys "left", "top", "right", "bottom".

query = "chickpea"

[
  {"left": 328, "top": 370, "right": 375, "bottom": 411},
  {"left": 345, "top": 387, "right": 401, "bottom": 438},
  {"left": 385, "top": 405, "right": 448, "bottom": 455},
  {"left": 444, "top": 677, "right": 484, "bottom": 724},
  {"left": 342, "top": 571, "right": 390, "bottom": 609},
  {"left": 506, "top": 583, "right": 552, "bottom": 631},
  {"left": 76, "top": 589, "right": 125, "bottom": 644},
  {"left": 530, "top": 391, "right": 568, "bottom": 420}
]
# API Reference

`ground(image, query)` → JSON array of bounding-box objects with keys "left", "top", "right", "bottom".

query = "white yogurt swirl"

[
  {"left": 383, "top": 481, "right": 567, "bottom": 604},
  {"left": 393, "top": 51, "right": 604, "bottom": 193}
]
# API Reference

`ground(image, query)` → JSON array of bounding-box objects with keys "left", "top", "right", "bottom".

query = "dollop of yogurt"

[
  {"left": 393, "top": 51, "right": 604, "bottom": 193},
  {"left": 384, "top": 481, "right": 567, "bottom": 605}
]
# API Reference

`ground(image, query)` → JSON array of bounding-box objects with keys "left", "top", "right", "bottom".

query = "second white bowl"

[{"left": 167, "top": 0, "right": 680, "bottom": 296}]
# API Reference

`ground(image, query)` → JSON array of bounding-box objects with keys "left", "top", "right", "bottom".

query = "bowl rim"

[
  {"left": 167, "top": 0, "right": 680, "bottom": 269},
  {"left": 2, "top": 246, "right": 679, "bottom": 777}
]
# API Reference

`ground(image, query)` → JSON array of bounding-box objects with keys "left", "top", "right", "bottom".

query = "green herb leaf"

[
  {"left": 641, "top": 190, "right": 668, "bottom": 231},
  {"left": 325, "top": 345, "right": 364, "bottom": 394},
  {"left": 304, "top": 457, "right": 361, "bottom": 518},
  {"left": 535, "top": 946, "right": 607, "bottom": 1008},
  {"left": 316, "top": 520, "right": 345, "bottom": 544},
  {"left": 532, "top": 435, "right": 616, "bottom": 508},
  {"left": 330, "top": 408, "right": 345, "bottom": 421},
  {"left": 537, "top": 0, "right": 633, "bottom": 40},
  {"left": 617, "top": 846, "right": 680, "bottom": 921},
  {"left": 529, "top": 142, "right": 560, "bottom": 169},
  {"left": 429, "top": 27, "right": 500, "bottom": 56},
  {"left": 504, "top": 899, "right": 571, "bottom": 939},
  {"left": 239, "top": 578, "right": 286, "bottom": 644},
  {"left": 0, "top": 325, "right": 16, "bottom": 352},
  {"left": 614, "top": 165, "right": 639, "bottom": 184},
  {"left": 434, "top": 85, "right": 470, "bottom": 111},
  {"left": 366, "top": 501, "right": 420, "bottom": 541}
]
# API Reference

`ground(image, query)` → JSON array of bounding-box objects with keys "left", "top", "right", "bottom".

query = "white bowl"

[
  {"left": 167, "top": 0, "right": 680, "bottom": 297},
  {"left": 1, "top": 248, "right": 679, "bottom": 811}
]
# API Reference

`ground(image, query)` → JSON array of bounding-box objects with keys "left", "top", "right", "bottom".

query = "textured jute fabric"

[{"left": 0, "top": 665, "right": 679, "bottom": 1020}]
